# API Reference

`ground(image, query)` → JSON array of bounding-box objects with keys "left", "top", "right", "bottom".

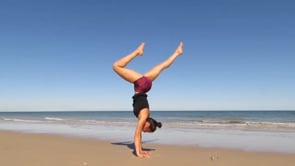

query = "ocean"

[{"left": 1, "top": 111, "right": 295, "bottom": 153}]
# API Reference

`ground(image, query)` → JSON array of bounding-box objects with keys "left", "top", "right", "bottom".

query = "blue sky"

[{"left": 1, "top": 0, "right": 294, "bottom": 111}]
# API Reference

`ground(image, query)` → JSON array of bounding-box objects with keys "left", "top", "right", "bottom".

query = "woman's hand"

[{"left": 137, "top": 150, "right": 151, "bottom": 158}]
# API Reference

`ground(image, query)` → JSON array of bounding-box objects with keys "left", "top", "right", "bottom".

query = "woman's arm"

[{"left": 134, "top": 108, "right": 150, "bottom": 158}]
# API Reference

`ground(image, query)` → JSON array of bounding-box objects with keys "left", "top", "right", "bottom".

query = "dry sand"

[{"left": 1, "top": 131, "right": 294, "bottom": 166}]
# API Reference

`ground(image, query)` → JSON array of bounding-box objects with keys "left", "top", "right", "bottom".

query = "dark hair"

[{"left": 147, "top": 117, "right": 162, "bottom": 132}]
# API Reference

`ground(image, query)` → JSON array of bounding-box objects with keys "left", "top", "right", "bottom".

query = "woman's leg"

[
  {"left": 144, "top": 42, "right": 183, "bottom": 81},
  {"left": 113, "top": 43, "right": 145, "bottom": 83}
]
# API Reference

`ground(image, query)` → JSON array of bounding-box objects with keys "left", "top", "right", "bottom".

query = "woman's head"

[{"left": 143, "top": 117, "right": 162, "bottom": 132}]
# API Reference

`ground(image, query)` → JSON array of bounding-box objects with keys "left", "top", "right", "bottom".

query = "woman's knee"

[{"left": 112, "top": 62, "right": 121, "bottom": 72}]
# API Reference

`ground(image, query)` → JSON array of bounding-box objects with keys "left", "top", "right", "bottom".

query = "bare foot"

[
  {"left": 174, "top": 42, "right": 183, "bottom": 56},
  {"left": 135, "top": 42, "right": 145, "bottom": 56}
]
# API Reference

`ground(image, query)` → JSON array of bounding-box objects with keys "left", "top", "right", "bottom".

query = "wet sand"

[{"left": 1, "top": 131, "right": 294, "bottom": 166}]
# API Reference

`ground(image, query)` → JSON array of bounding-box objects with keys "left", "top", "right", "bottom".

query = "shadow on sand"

[{"left": 111, "top": 140, "right": 157, "bottom": 156}]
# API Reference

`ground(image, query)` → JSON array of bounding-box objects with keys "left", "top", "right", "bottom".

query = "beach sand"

[{"left": 1, "top": 131, "right": 294, "bottom": 166}]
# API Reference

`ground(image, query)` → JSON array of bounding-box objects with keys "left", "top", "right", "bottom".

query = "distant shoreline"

[{"left": 1, "top": 110, "right": 294, "bottom": 113}]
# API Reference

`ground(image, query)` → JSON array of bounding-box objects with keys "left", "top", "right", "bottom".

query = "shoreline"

[
  {"left": 1, "top": 130, "right": 295, "bottom": 166},
  {"left": 1, "top": 110, "right": 295, "bottom": 154}
]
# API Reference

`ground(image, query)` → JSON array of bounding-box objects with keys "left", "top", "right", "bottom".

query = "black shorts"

[{"left": 132, "top": 93, "right": 149, "bottom": 117}]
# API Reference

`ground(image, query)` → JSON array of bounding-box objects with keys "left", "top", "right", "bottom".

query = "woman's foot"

[
  {"left": 135, "top": 42, "right": 145, "bottom": 56},
  {"left": 174, "top": 42, "right": 183, "bottom": 56}
]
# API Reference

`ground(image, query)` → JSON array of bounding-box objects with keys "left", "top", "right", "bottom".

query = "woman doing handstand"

[{"left": 112, "top": 42, "right": 183, "bottom": 158}]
